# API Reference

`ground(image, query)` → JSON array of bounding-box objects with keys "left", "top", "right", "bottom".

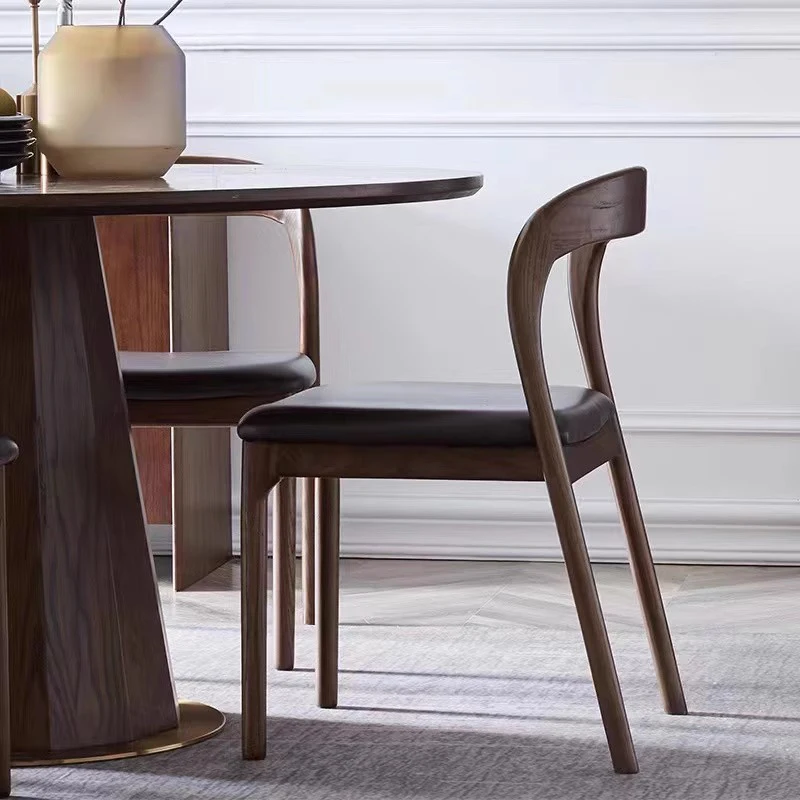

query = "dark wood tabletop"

[{"left": 0, "top": 165, "right": 483, "bottom": 215}]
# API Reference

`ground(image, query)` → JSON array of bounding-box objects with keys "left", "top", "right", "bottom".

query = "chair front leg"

[
  {"left": 608, "top": 428, "right": 687, "bottom": 715},
  {"left": 241, "top": 443, "right": 278, "bottom": 761},
  {"left": 545, "top": 472, "right": 638, "bottom": 775},
  {"left": 274, "top": 478, "right": 297, "bottom": 670},
  {"left": 301, "top": 477, "right": 316, "bottom": 625},
  {"left": 316, "top": 477, "right": 340, "bottom": 709}
]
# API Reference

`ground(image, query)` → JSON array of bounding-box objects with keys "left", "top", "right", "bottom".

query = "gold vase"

[{"left": 38, "top": 25, "right": 186, "bottom": 179}]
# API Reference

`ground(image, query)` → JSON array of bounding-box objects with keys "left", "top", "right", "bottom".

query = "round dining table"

[{"left": 0, "top": 164, "right": 483, "bottom": 765}]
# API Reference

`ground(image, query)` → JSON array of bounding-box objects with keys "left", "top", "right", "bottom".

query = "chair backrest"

[
  {"left": 507, "top": 168, "right": 646, "bottom": 464},
  {"left": 174, "top": 155, "right": 320, "bottom": 378}
]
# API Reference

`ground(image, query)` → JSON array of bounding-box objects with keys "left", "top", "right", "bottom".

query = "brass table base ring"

[{"left": 12, "top": 700, "right": 225, "bottom": 767}]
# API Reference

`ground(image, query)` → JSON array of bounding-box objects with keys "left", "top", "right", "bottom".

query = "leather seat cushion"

[
  {"left": 238, "top": 382, "right": 615, "bottom": 447},
  {"left": 121, "top": 351, "right": 317, "bottom": 402},
  {"left": 0, "top": 437, "right": 18, "bottom": 467}
]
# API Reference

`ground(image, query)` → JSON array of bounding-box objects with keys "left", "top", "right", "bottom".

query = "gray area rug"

[{"left": 14, "top": 601, "right": 800, "bottom": 798}]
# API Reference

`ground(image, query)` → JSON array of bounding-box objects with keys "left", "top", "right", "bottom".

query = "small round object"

[{"left": 0, "top": 89, "right": 16, "bottom": 117}]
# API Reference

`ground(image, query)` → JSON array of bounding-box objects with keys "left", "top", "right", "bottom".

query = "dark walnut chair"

[
  {"left": 0, "top": 436, "right": 18, "bottom": 798},
  {"left": 120, "top": 155, "right": 319, "bottom": 626},
  {"left": 235, "top": 168, "right": 687, "bottom": 773}
]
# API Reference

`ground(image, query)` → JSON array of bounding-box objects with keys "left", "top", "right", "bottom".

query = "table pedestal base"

[
  {"left": 12, "top": 701, "right": 224, "bottom": 767},
  {"left": 0, "top": 213, "right": 180, "bottom": 754}
]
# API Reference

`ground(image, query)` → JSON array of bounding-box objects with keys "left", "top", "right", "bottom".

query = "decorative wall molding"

[
  {"left": 621, "top": 409, "right": 800, "bottom": 436},
  {"left": 4, "top": 1, "right": 800, "bottom": 53},
  {"left": 186, "top": 115, "right": 800, "bottom": 139}
]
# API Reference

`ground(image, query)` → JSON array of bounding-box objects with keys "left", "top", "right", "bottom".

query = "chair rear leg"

[
  {"left": 0, "top": 467, "right": 10, "bottom": 797},
  {"left": 274, "top": 478, "right": 297, "bottom": 671},
  {"left": 316, "top": 477, "right": 340, "bottom": 709},
  {"left": 241, "top": 443, "right": 278, "bottom": 761},
  {"left": 608, "top": 431, "right": 687, "bottom": 715},
  {"left": 301, "top": 477, "right": 315, "bottom": 625},
  {"left": 547, "top": 474, "right": 638, "bottom": 775}
]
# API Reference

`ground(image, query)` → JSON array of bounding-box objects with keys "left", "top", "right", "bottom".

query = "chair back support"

[
  {"left": 507, "top": 167, "right": 646, "bottom": 471},
  {"left": 174, "top": 155, "right": 321, "bottom": 379}
]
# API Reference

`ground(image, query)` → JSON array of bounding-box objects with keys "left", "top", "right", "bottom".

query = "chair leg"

[
  {"left": 241, "top": 443, "right": 278, "bottom": 761},
  {"left": 547, "top": 474, "right": 638, "bottom": 774},
  {"left": 274, "top": 478, "right": 297, "bottom": 671},
  {"left": 301, "top": 477, "right": 316, "bottom": 625},
  {"left": 315, "top": 477, "right": 340, "bottom": 709},
  {"left": 0, "top": 468, "right": 10, "bottom": 797},
  {"left": 608, "top": 434, "right": 687, "bottom": 716}
]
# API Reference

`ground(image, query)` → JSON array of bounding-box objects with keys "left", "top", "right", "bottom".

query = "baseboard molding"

[
  {"left": 148, "top": 524, "right": 173, "bottom": 557},
  {"left": 148, "top": 495, "right": 800, "bottom": 565},
  {"left": 337, "top": 495, "right": 800, "bottom": 565}
]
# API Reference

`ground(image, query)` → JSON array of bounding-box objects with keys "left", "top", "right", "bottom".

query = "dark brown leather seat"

[
  {"left": 0, "top": 437, "right": 18, "bottom": 467},
  {"left": 120, "top": 351, "right": 317, "bottom": 402},
  {"left": 238, "top": 382, "right": 614, "bottom": 447}
]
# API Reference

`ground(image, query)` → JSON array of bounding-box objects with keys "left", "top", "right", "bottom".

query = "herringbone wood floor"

[{"left": 172, "top": 558, "right": 800, "bottom": 635}]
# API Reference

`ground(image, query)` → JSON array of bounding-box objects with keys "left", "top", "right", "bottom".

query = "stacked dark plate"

[{"left": 0, "top": 115, "right": 35, "bottom": 173}]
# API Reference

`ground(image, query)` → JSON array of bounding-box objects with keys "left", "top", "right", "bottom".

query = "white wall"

[{"left": 3, "top": 0, "right": 800, "bottom": 562}]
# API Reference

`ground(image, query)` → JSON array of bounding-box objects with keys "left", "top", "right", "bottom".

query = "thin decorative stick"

[
  {"left": 28, "top": 0, "right": 41, "bottom": 84},
  {"left": 154, "top": 0, "right": 187, "bottom": 25},
  {"left": 118, "top": 0, "right": 126, "bottom": 25}
]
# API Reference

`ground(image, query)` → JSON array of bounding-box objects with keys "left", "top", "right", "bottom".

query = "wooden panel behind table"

[
  {"left": 171, "top": 216, "right": 232, "bottom": 590},
  {"left": 97, "top": 216, "right": 171, "bottom": 524}
]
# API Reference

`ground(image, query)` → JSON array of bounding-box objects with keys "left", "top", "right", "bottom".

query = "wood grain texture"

[
  {"left": 0, "top": 462, "right": 11, "bottom": 797},
  {"left": 250, "top": 426, "right": 620, "bottom": 484},
  {"left": 273, "top": 479, "right": 296, "bottom": 671},
  {"left": 570, "top": 240, "right": 687, "bottom": 716},
  {"left": 171, "top": 215, "right": 233, "bottom": 591},
  {"left": 172, "top": 430, "right": 232, "bottom": 593},
  {"left": 240, "top": 444, "right": 278, "bottom": 761},
  {"left": 98, "top": 216, "right": 172, "bottom": 525},
  {"left": 301, "top": 478, "right": 316, "bottom": 625},
  {"left": 315, "top": 478, "right": 340, "bottom": 710},
  {"left": 0, "top": 212, "right": 178, "bottom": 756}
]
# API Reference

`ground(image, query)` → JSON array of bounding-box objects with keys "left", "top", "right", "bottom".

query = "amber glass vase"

[{"left": 38, "top": 25, "right": 186, "bottom": 179}]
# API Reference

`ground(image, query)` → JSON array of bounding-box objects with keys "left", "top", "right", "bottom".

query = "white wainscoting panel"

[{"left": 3, "top": 1, "right": 800, "bottom": 563}]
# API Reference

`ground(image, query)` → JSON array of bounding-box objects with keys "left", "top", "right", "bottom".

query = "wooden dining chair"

[
  {"left": 235, "top": 167, "right": 687, "bottom": 773},
  {"left": 0, "top": 436, "right": 18, "bottom": 798},
  {"left": 120, "top": 155, "right": 319, "bottom": 628}
]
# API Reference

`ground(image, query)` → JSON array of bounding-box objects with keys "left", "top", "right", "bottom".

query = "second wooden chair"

[
  {"left": 236, "top": 167, "right": 687, "bottom": 773},
  {"left": 119, "top": 156, "right": 319, "bottom": 630}
]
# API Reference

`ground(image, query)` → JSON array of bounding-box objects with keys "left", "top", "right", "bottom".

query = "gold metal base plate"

[{"left": 12, "top": 700, "right": 225, "bottom": 767}]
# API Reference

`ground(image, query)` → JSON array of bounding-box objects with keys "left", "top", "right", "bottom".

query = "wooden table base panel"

[
  {"left": 171, "top": 216, "right": 234, "bottom": 591},
  {"left": 0, "top": 213, "right": 179, "bottom": 756},
  {"left": 173, "top": 428, "right": 233, "bottom": 590}
]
